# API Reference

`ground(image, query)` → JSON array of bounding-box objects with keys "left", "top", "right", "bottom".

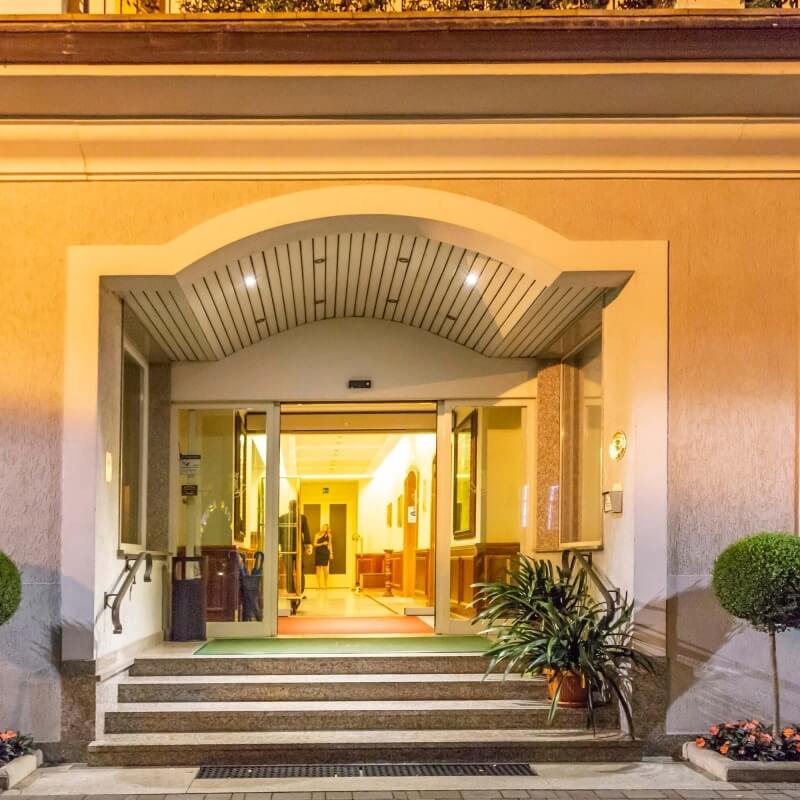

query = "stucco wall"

[{"left": 0, "top": 178, "right": 797, "bottom": 743}]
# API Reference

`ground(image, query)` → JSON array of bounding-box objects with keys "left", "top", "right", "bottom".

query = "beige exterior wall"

[{"left": 0, "top": 178, "right": 796, "bottom": 743}]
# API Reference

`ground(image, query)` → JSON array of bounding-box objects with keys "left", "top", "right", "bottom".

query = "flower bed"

[
  {"left": 0, "top": 731, "right": 41, "bottom": 791},
  {"left": 696, "top": 721, "right": 800, "bottom": 762}
]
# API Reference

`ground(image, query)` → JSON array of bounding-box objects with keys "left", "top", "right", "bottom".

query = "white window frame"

[{"left": 120, "top": 338, "right": 149, "bottom": 550}]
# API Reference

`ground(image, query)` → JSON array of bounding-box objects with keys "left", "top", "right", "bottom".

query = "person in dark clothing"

[{"left": 278, "top": 499, "right": 312, "bottom": 596}]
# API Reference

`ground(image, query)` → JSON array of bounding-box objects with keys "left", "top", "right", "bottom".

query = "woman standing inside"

[{"left": 314, "top": 524, "right": 334, "bottom": 589}]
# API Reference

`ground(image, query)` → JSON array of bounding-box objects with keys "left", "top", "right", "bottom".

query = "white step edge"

[
  {"left": 120, "top": 673, "right": 542, "bottom": 685},
  {"left": 106, "top": 699, "right": 552, "bottom": 712},
  {"left": 89, "top": 729, "right": 629, "bottom": 748}
]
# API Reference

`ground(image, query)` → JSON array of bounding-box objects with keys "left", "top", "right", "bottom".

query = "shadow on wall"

[
  {"left": 667, "top": 577, "right": 800, "bottom": 732},
  {"left": 0, "top": 563, "right": 93, "bottom": 744}
]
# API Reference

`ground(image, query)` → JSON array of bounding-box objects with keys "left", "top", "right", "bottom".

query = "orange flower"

[
  {"left": 695, "top": 737, "right": 706, "bottom": 747},
  {"left": 709, "top": 725, "right": 720, "bottom": 735},
  {"left": 0, "top": 731, "right": 17, "bottom": 741},
  {"left": 783, "top": 727, "right": 796, "bottom": 738},
  {"left": 720, "top": 742, "right": 730, "bottom": 755}
]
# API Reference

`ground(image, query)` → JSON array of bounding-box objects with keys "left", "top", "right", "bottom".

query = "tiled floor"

[
  {"left": 7, "top": 761, "right": 800, "bottom": 797},
  {"left": 280, "top": 589, "right": 432, "bottom": 626}
]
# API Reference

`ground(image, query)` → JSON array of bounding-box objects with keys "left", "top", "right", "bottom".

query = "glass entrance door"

[
  {"left": 173, "top": 403, "right": 279, "bottom": 638},
  {"left": 434, "top": 400, "right": 535, "bottom": 635}
]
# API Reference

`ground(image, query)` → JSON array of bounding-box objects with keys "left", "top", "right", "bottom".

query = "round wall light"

[{"left": 609, "top": 431, "right": 628, "bottom": 462}]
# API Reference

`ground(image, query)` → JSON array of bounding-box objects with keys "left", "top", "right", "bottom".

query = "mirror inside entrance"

[
  {"left": 450, "top": 405, "right": 528, "bottom": 623},
  {"left": 176, "top": 408, "right": 267, "bottom": 627}
]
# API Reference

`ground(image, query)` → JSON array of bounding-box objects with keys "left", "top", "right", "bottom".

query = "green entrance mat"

[{"left": 195, "top": 635, "right": 489, "bottom": 656}]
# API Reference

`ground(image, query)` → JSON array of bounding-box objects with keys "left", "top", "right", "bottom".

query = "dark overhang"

[{"left": 2, "top": 11, "right": 800, "bottom": 64}]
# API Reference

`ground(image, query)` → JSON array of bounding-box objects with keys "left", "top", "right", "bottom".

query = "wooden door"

[{"left": 329, "top": 503, "right": 348, "bottom": 575}]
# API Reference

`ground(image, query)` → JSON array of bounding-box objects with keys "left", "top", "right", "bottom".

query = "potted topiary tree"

[
  {"left": 712, "top": 532, "right": 800, "bottom": 736},
  {"left": 0, "top": 551, "right": 39, "bottom": 792},
  {"left": 0, "top": 550, "right": 21, "bottom": 627},
  {"left": 684, "top": 533, "right": 800, "bottom": 781}
]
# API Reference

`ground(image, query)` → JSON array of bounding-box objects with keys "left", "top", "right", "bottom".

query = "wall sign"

[
  {"left": 348, "top": 379, "right": 372, "bottom": 389},
  {"left": 181, "top": 484, "right": 198, "bottom": 497},
  {"left": 179, "top": 453, "right": 201, "bottom": 477}
]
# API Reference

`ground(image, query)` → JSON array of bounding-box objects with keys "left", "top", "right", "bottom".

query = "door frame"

[
  {"left": 169, "top": 400, "right": 280, "bottom": 638},
  {"left": 434, "top": 398, "right": 536, "bottom": 635}
]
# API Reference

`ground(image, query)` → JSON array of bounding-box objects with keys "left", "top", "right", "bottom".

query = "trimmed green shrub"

[
  {"left": 0, "top": 551, "right": 22, "bottom": 626},
  {"left": 712, "top": 533, "right": 800, "bottom": 734}
]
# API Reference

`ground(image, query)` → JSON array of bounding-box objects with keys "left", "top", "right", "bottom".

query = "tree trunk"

[{"left": 769, "top": 627, "right": 780, "bottom": 735}]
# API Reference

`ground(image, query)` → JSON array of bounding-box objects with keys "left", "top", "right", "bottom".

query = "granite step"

[
  {"left": 87, "top": 729, "right": 642, "bottom": 767},
  {"left": 103, "top": 698, "right": 617, "bottom": 734},
  {"left": 117, "top": 673, "right": 546, "bottom": 703},
  {"left": 129, "top": 653, "right": 493, "bottom": 677}
]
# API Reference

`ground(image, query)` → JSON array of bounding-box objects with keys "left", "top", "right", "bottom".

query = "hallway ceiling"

[
  {"left": 111, "top": 228, "right": 626, "bottom": 362},
  {"left": 281, "top": 432, "right": 402, "bottom": 480}
]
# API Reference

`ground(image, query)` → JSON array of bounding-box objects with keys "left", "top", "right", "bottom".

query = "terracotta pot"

[{"left": 545, "top": 669, "right": 589, "bottom": 708}]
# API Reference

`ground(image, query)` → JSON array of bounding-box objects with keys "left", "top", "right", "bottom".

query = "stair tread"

[
  {"left": 90, "top": 729, "right": 631, "bottom": 748},
  {"left": 108, "top": 699, "right": 557, "bottom": 712},
  {"left": 121, "top": 673, "right": 541, "bottom": 685}
]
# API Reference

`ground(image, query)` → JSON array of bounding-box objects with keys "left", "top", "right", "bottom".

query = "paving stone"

[
  {"left": 568, "top": 792, "right": 599, "bottom": 799},
  {"left": 500, "top": 792, "right": 531, "bottom": 798},
  {"left": 460, "top": 792, "right": 503, "bottom": 800},
  {"left": 273, "top": 793, "right": 312, "bottom": 800},
  {"left": 325, "top": 793, "right": 353, "bottom": 799},
  {"left": 624, "top": 792, "right": 668, "bottom": 798},
  {"left": 242, "top": 794, "right": 272, "bottom": 800},
  {"left": 352, "top": 793, "right": 395, "bottom": 800}
]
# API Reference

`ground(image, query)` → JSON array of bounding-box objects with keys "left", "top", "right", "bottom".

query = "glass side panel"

[
  {"left": 120, "top": 350, "right": 145, "bottom": 546},
  {"left": 560, "top": 334, "right": 603, "bottom": 547},
  {"left": 450, "top": 406, "right": 527, "bottom": 624},
  {"left": 176, "top": 409, "right": 266, "bottom": 627}
]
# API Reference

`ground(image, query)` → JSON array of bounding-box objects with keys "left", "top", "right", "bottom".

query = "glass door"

[
  {"left": 172, "top": 403, "right": 279, "bottom": 638},
  {"left": 434, "top": 399, "right": 535, "bottom": 635}
]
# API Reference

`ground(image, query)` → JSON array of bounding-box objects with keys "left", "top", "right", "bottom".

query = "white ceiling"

[
  {"left": 112, "top": 226, "right": 625, "bottom": 362},
  {"left": 280, "top": 432, "right": 403, "bottom": 479}
]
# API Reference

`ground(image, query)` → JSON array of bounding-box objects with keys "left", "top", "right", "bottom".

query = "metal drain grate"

[{"left": 197, "top": 763, "right": 536, "bottom": 780}]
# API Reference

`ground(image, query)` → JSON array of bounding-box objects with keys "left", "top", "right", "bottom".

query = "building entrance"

[
  {"left": 276, "top": 403, "right": 437, "bottom": 635},
  {"left": 173, "top": 398, "right": 535, "bottom": 639}
]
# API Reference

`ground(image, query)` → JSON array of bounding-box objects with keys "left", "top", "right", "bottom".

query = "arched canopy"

[{"left": 104, "top": 186, "right": 631, "bottom": 361}]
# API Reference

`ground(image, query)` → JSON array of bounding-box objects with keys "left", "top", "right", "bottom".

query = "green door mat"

[{"left": 195, "top": 635, "right": 489, "bottom": 656}]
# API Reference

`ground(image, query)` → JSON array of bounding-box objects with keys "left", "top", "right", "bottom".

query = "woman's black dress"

[{"left": 314, "top": 532, "right": 331, "bottom": 567}]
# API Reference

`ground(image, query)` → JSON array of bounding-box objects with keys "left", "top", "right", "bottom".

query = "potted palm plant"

[{"left": 474, "top": 554, "right": 653, "bottom": 736}]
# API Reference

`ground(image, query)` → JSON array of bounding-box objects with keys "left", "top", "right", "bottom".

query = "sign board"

[
  {"left": 407, "top": 506, "right": 417, "bottom": 523},
  {"left": 179, "top": 453, "right": 201, "bottom": 477},
  {"left": 322, "top": 487, "right": 330, "bottom": 495},
  {"left": 181, "top": 484, "right": 198, "bottom": 497}
]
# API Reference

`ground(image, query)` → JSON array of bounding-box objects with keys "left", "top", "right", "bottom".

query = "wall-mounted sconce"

[{"left": 609, "top": 430, "right": 628, "bottom": 462}]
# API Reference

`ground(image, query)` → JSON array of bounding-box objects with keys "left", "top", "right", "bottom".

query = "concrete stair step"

[
  {"left": 103, "top": 699, "right": 617, "bottom": 734},
  {"left": 118, "top": 673, "right": 546, "bottom": 703},
  {"left": 129, "top": 653, "right": 493, "bottom": 677},
  {"left": 87, "top": 729, "right": 641, "bottom": 767}
]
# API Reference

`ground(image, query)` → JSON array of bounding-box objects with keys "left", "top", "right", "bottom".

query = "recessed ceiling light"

[
  {"left": 244, "top": 275, "right": 257, "bottom": 288},
  {"left": 465, "top": 273, "right": 479, "bottom": 287}
]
